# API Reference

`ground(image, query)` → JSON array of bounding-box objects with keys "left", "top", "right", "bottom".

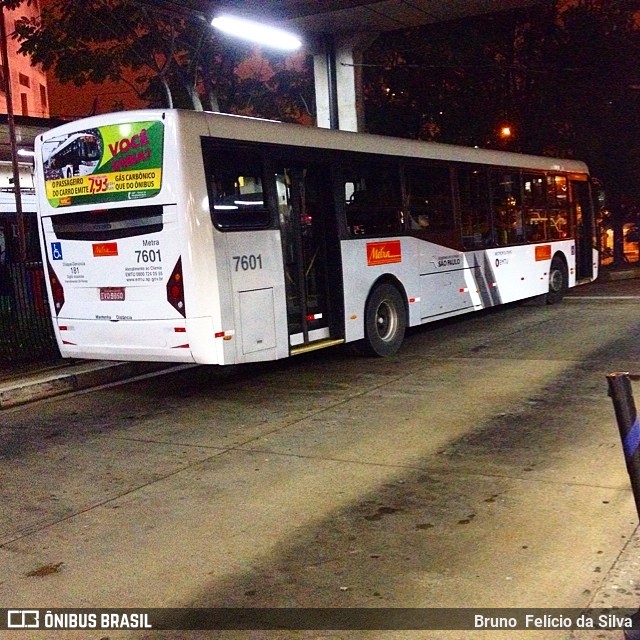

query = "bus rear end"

[{"left": 35, "top": 111, "right": 199, "bottom": 363}]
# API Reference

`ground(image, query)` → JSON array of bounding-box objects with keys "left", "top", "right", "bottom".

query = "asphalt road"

[{"left": 2, "top": 279, "right": 640, "bottom": 639}]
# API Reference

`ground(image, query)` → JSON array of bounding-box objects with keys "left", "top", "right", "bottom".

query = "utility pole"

[{"left": 0, "top": 5, "right": 27, "bottom": 262}]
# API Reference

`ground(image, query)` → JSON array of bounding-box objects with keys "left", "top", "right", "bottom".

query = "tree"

[
  {"left": 0, "top": 0, "right": 314, "bottom": 122},
  {"left": 231, "top": 56, "right": 314, "bottom": 124},
  {"left": 2, "top": 0, "right": 209, "bottom": 109},
  {"left": 363, "top": 4, "right": 568, "bottom": 148},
  {"left": 548, "top": 0, "right": 640, "bottom": 264}
]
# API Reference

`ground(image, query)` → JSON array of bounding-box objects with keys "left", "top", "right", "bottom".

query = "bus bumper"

[{"left": 53, "top": 317, "right": 207, "bottom": 364}]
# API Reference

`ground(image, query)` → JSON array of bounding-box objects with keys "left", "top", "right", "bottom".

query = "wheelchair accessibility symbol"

[{"left": 51, "top": 242, "right": 63, "bottom": 260}]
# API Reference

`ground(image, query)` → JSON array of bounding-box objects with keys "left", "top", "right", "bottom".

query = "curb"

[
  {"left": 599, "top": 267, "right": 640, "bottom": 281},
  {"left": 0, "top": 361, "right": 177, "bottom": 409}
]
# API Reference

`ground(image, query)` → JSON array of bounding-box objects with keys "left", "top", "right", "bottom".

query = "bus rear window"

[{"left": 51, "top": 205, "right": 163, "bottom": 241}]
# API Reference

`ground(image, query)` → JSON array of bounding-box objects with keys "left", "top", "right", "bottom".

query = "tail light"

[
  {"left": 47, "top": 261, "right": 65, "bottom": 314},
  {"left": 166, "top": 257, "right": 186, "bottom": 317}
]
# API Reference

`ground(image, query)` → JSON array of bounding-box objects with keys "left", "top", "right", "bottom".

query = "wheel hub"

[{"left": 376, "top": 302, "right": 397, "bottom": 341}]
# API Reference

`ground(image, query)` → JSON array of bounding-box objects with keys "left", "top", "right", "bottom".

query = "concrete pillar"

[{"left": 313, "top": 33, "right": 377, "bottom": 132}]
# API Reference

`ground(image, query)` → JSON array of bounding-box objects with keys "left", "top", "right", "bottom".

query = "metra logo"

[
  {"left": 367, "top": 240, "right": 402, "bottom": 266},
  {"left": 92, "top": 242, "right": 118, "bottom": 257}
]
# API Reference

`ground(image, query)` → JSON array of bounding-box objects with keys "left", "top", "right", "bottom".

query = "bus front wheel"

[
  {"left": 364, "top": 282, "right": 406, "bottom": 356},
  {"left": 547, "top": 256, "right": 568, "bottom": 304}
]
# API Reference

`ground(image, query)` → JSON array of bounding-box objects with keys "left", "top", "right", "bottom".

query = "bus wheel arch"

[
  {"left": 362, "top": 276, "right": 408, "bottom": 357},
  {"left": 547, "top": 252, "right": 569, "bottom": 304}
]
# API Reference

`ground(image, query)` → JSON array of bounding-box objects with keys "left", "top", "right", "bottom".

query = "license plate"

[{"left": 100, "top": 287, "right": 125, "bottom": 301}]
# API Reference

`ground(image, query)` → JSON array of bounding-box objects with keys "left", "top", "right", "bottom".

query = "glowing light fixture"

[{"left": 211, "top": 15, "right": 302, "bottom": 51}]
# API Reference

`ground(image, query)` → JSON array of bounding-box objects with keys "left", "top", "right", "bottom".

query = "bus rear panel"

[
  {"left": 40, "top": 203, "right": 197, "bottom": 362},
  {"left": 36, "top": 111, "right": 221, "bottom": 363}
]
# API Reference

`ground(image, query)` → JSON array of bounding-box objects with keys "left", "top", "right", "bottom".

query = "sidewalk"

[
  {"left": 599, "top": 262, "right": 640, "bottom": 281},
  {"left": 0, "top": 359, "right": 179, "bottom": 409}
]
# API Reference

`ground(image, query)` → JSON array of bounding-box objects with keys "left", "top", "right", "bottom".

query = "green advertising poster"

[{"left": 42, "top": 120, "right": 164, "bottom": 207}]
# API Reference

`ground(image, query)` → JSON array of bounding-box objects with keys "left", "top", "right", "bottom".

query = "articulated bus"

[{"left": 34, "top": 109, "right": 597, "bottom": 364}]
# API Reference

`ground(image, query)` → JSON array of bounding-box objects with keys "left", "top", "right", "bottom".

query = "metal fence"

[{"left": 0, "top": 260, "right": 59, "bottom": 364}]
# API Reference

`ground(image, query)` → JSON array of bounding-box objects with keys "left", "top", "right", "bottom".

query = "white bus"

[
  {"left": 0, "top": 190, "right": 37, "bottom": 257},
  {"left": 34, "top": 109, "right": 597, "bottom": 364}
]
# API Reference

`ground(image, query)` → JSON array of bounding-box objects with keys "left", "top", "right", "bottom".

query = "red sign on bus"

[
  {"left": 367, "top": 240, "right": 402, "bottom": 266},
  {"left": 92, "top": 242, "right": 118, "bottom": 257},
  {"left": 535, "top": 244, "right": 552, "bottom": 261}
]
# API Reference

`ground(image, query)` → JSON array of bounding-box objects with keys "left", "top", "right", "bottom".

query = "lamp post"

[{"left": 0, "top": 4, "right": 26, "bottom": 262}]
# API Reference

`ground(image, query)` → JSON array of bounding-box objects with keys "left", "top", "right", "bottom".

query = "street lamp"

[{"left": 211, "top": 15, "right": 302, "bottom": 51}]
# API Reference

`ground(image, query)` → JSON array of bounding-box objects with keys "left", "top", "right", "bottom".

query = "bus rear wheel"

[
  {"left": 364, "top": 282, "right": 406, "bottom": 356},
  {"left": 547, "top": 256, "right": 568, "bottom": 304}
]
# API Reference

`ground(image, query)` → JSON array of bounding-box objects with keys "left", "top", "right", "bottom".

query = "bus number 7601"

[
  {"left": 135, "top": 249, "right": 161, "bottom": 263},
  {"left": 233, "top": 254, "right": 263, "bottom": 271}
]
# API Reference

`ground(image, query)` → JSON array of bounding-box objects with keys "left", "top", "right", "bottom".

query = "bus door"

[
  {"left": 275, "top": 164, "right": 344, "bottom": 353},
  {"left": 571, "top": 177, "right": 595, "bottom": 280}
]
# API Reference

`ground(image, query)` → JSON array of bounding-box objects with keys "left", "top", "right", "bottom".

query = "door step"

[{"left": 290, "top": 338, "right": 345, "bottom": 356}]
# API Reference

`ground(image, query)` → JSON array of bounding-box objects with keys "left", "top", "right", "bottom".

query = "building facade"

[{"left": 0, "top": 0, "right": 49, "bottom": 118}]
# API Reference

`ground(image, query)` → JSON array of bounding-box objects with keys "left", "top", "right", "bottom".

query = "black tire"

[
  {"left": 364, "top": 282, "right": 406, "bottom": 356},
  {"left": 547, "top": 256, "right": 568, "bottom": 304}
]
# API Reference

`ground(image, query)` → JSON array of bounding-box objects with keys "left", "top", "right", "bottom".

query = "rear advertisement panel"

[{"left": 42, "top": 120, "right": 164, "bottom": 207}]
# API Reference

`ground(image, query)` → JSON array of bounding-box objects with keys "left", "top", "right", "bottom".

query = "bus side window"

[
  {"left": 344, "top": 164, "right": 402, "bottom": 237},
  {"left": 459, "top": 167, "right": 493, "bottom": 249},
  {"left": 547, "top": 174, "right": 570, "bottom": 239},
  {"left": 208, "top": 157, "right": 270, "bottom": 230},
  {"left": 491, "top": 171, "right": 524, "bottom": 246},
  {"left": 405, "top": 163, "right": 454, "bottom": 234},
  {"left": 522, "top": 173, "right": 548, "bottom": 242}
]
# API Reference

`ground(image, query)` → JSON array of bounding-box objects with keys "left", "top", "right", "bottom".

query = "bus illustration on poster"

[
  {"left": 41, "top": 121, "right": 164, "bottom": 208},
  {"left": 42, "top": 130, "right": 102, "bottom": 180}
]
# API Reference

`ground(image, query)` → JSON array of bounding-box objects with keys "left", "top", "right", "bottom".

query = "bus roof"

[
  {"left": 196, "top": 110, "right": 590, "bottom": 175},
  {"left": 37, "top": 108, "right": 590, "bottom": 175}
]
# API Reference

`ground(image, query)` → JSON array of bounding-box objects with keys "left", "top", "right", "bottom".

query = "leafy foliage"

[
  {"left": 363, "top": 2, "right": 640, "bottom": 160},
  {"left": 0, "top": 0, "right": 314, "bottom": 122}
]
